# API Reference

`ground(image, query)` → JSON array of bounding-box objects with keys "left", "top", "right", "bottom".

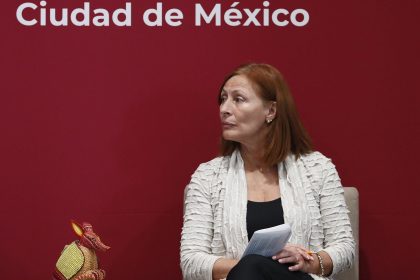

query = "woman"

[{"left": 180, "top": 63, "right": 355, "bottom": 280}]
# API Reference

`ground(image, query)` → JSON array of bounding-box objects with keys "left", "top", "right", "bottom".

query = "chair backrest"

[
  {"left": 336, "top": 187, "right": 359, "bottom": 280},
  {"left": 183, "top": 186, "right": 359, "bottom": 280}
]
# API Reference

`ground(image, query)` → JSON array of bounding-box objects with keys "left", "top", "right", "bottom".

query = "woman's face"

[{"left": 220, "top": 75, "right": 275, "bottom": 146}]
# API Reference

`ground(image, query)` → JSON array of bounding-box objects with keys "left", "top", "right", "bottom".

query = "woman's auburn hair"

[{"left": 218, "top": 63, "right": 313, "bottom": 166}]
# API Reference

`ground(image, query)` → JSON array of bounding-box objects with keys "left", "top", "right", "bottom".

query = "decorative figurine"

[{"left": 53, "top": 220, "right": 110, "bottom": 280}]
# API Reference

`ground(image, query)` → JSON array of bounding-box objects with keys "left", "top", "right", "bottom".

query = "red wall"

[{"left": 1, "top": 1, "right": 419, "bottom": 279}]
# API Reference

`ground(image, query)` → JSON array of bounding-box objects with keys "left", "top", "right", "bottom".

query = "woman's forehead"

[{"left": 223, "top": 75, "right": 254, "bottom": 92}]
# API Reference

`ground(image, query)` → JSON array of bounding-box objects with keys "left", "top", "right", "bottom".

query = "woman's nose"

[{"left": 220, "top": 99, "right": 232, "bottom": 116}]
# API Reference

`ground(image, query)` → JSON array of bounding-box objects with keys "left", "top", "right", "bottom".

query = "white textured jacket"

[{"left": 180, "top": 151, "right": 355, "bottom": 280}]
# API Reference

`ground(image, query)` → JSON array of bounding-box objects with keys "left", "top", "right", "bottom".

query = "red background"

[{"left": 1, "top": 0, "right": 419, "bottom": 279}]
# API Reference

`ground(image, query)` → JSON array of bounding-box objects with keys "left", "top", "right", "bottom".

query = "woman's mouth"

[{"left": 222, "top": 122, "right": 236, "bottom": 129}]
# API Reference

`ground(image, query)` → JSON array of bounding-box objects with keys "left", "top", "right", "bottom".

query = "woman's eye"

[{"left": 234, "top": 97, "right": 244, "bottom": 103}]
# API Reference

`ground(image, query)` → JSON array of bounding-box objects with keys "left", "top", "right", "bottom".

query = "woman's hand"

[
  {"left": 212, "top": 258, "right": 239, "bottom": 280},
  {"left": 272, "top": 244, "right": 317, "bottom": 273}
]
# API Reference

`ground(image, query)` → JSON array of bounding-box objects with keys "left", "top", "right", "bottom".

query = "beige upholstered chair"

[
  {"left": 336, "top": 187, "right": 359, "bottom": 280},
  {"left": 182, "top": 187, "right": 359, "bottom": 280}
]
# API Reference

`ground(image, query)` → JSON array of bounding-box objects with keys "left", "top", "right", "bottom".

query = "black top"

[{"left": 246, "top": 197, "right": 285, "bottom": 241}]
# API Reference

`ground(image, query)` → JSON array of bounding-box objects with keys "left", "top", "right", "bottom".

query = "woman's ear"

[{"left": 266, "top": 101, "right": 277, "bottom": 120}]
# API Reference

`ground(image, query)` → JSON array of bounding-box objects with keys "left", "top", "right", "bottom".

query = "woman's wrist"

[
  {"left": 314, "top": 252, "right": 325, "bottom": 276},
  {"left": 308, "top": 253, "right": 321, "bottom": 274},
  {"left": 311, "top": 250, "right": 332, "bottom": 276}
]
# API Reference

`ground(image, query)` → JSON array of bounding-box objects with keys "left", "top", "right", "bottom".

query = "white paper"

[{"left": 242, "top": 224, "right": 292, "bottom": 258}]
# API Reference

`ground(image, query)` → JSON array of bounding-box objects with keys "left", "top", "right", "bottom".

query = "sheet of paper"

[{"left": 242, "top": 224, "right": 291, "bottom": 258}]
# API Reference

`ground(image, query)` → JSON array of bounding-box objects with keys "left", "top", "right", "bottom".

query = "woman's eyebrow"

[
  {"left": 231, "top": 89, "right": 247, "bottom": 95},
  {"left": 222, "top": 88, "right": 246, "bottom": 95}
]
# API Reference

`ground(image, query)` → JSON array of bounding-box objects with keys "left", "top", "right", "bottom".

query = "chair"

[
  {"left": 336, "top": 187, "right": 359, "bottom": 280},
  {"left": 183, "top": 187, "right": 359, "bottom": 279}
]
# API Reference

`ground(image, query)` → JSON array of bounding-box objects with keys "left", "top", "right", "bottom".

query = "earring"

[{"left": 266, "top": 118, "right": 272, "bottom": 124}]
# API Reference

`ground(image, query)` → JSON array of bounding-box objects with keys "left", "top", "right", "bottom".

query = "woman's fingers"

[
  {"left": 270, "top": 244, "right": 314, "bottom": 273},
  {"left": 272, "top": 246, "right": 293, "bottom": 260},
  {"left": 277, "top": 255, "right": 300, "bottom": 264},
  {"left": 296, "top": 247, "right": 314, "bottom": 261},
  {"left": 272, "top": 244, "right": 313, "bottom": 265},
  {"left": 287, "top": 244, "right": 314, "bottom": 261},
  {"left": 288, "top": 262, "right": 303, "bottom": 271}
]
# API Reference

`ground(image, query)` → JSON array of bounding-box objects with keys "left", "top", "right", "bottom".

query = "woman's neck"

[{"left": 240, "top": 144, "right": 270, "bottom": 172}]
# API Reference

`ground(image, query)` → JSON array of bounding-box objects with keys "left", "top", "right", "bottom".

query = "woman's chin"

[{"left": 222, "top": 132, "right": 241, "bottom": 142}]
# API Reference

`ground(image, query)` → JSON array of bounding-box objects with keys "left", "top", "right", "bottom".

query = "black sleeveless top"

[{"left": 246, "top": 197, "right": 285, "bottom": 241}]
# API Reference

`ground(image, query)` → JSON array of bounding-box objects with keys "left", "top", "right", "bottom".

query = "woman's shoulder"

[
  {"left": 299, "top": 150, "right": 331, "bottom": 164},
  {"left": 297, "top": 150, "right": 337, "bottom": 175},
  {"left": 187, "top": 155, "right": 230, "bottom": 198},
  {"left": 191, "top": 154, "right": 230, "bottom": 180}
]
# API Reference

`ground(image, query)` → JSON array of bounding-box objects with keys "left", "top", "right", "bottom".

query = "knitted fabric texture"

[{"left": 180, "top": 150, "right": 355, "bottom": 280}]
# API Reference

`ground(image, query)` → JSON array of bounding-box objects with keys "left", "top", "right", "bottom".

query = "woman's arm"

[
  {"left": 212, "top": 258, "right": 239, "bottom": 280},
  {"left": 181, "top": 163, "right": 222, "bottom": 280},
  {"left": 318, "top": 157, "right": 356, "bottom": 276}
]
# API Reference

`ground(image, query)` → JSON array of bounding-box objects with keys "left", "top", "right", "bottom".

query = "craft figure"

[{"left": 53, "top": 220, "right": 110, "bottom": 280}]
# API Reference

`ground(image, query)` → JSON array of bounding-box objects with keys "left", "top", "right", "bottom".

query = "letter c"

[
  {"left": 271, "top": 9, "right": 289, "bottom": 27},
  {"left": 16, "top": 3, "right": 38, "bottom": 26}
]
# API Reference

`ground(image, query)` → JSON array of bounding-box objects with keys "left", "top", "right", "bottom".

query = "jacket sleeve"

[
  {"left": 180, "top": 163, "right": 221, "bottom": 280},
  {"left": 319, "top": 157, "right": 355, "bottom": 277}
]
